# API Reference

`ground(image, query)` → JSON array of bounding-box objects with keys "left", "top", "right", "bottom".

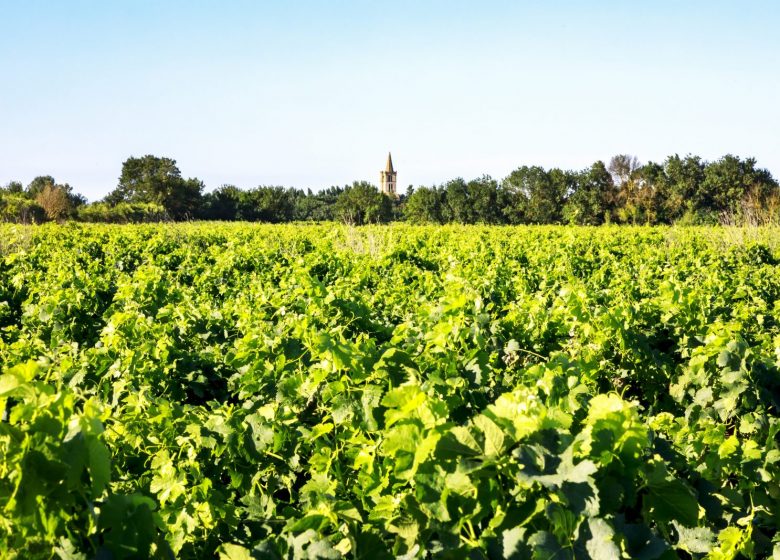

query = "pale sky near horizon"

[{"left": 1, "top": 1, "right": 779, "bottom": 201}]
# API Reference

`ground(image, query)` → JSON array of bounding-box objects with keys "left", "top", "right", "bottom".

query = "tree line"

[{"left": 1, "top": 153, "right": 778, "bottom": 225}]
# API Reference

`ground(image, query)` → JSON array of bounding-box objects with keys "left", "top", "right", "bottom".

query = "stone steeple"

[{"left": 380, "top": 152, "right": 397, "bottom": 197}]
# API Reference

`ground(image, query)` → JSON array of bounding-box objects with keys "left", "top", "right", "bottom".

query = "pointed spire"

[{"left": 385, "top": 152, "right": 394, "bottom": 173}]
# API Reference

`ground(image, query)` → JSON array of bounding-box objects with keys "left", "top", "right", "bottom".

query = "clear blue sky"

[{"left": 1, "top": 1, "right": 779, "bottom": 200}]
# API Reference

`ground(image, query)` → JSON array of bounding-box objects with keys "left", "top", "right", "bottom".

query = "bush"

[
  {"left": 77, "top": 202, "right": 168, "bottom": 223},
  {"left": 0, "top": 194, "right": 46, "bottom": 223}
]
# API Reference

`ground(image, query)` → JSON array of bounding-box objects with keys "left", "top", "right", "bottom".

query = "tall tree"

[
  {"left": 500, "top": 166, "right": 568, "bottom": 224},
  {"left": 467, "top": 175, "right": 502, "bottom": 224},
  {"left": 608, "top": 154, "right": 641, "bottom": 189},
  {"left": 107, "top": 155, "right": 203, "bottom": 219},
  {"left": 547, "top": 168, "right": 576, "bottom": 222},
  {"left": 662, "top": 154, "right": 706, "bottom": 221},
  {"left": 335, "top": 181, "right": 392, "bottom": 225},
  {"left": 35, "top": 185, "right": 73, "bottom": 221},
  {"left": 27, "top": 176, "right": 86, "bottom": 209},
  {"left": 404, "top": 186, "right": 443, "bottom": 224},
  {"left": 303, "top": 186, "right": 344, "bottom": 221},
  {"left": 26, "top": 175, "right": 57, "bottom": 197},
  {"left": 0, "top": 181, "right": 24, "bottom": 194},
  {"left": 701, "top": 155, "right": 778, "bottom": 215},
  {"left": 242, "top": 186, "right": 296, "bottom": 222},
  {"left": 563, "top": 161, "right": 616, "bottom": 225},
  {"left": 616, "top": 162, "right": 665, "bottom": 224},
  {"left": 441, "top": 178, "right": 472, "bottom": 223},
  {"left": 201, "top": 185, "right": 242, "bottom": 220}
]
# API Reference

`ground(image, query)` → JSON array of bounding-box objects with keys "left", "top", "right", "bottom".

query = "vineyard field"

[{"left": 1, "top": 223, "right": 779, "bottom": 559}]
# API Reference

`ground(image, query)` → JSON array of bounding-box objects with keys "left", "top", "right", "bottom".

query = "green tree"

[
  {"left": 107, "top": 155, "right": 203, "bottom": 219},
  {"left": 616, "top": 162, "right": 665, "bottom": 224},
  {"left": 563, "top": 161, "right": 616, "bottom": 225},
  {"left": 242, "top": 186, "right": 296, "bottom": 222},
  {"left": 169, "top": 178, "right": 204, "bottom": 219},
  {"left": 335, "top": 181, "right": 392, "bottom": 225},
  {"left": 291, "top": 188, "right": 329, "bottom": 221},
  {"left": 1, "top": 181, "right": 24, "bottom": 195},
  {"left": 404, "top": 186, "right": 443, "bottom": 224},
  {"left": 201, "top": 185, "right": 243, "bottom": 220},
  {"left": 467, "top": 175, "right": 502, "bottom": 224},
  {"left": 661, "top": 154, "right": 706, "bottom": 222},
  {"left": 547, "top": 168, "right": 576, "bottom": 223},
  {"left": 701, "top": 155, "right": 778, "bottom": 215},
  {"left": 0, "top": 194, "right": 45, "bottom": 223},
  {"left": 299, "top": 186, "right": 344, "bottom": 221},
  {"left": 441, "top": 178, "right": 471, "bottom": 223},
  {"left": 26, "top": 176, "right": 86, "bottom": 208},
  {"left": 500, "top": 166, "right": 568, "bottom": 224},
  {"left": 26, "top": 175, "right": 57, "bottom": 197},
  {"left": 609, "top": 155, "right": 648, "bottom": 224}
]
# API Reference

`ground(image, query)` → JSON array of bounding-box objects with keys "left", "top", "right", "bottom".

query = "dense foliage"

[
  {"left": 2, "top": 153, "right": 778, "bottom": 226},
  {"left": 1, "top": 223, "right": 779, "bottom": 559},
  {"left": 406, "top": 156, "right": 779, "bottom": 226}
]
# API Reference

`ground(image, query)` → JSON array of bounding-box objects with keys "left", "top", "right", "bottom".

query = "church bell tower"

[{"left": 380, "top": 152, "right": 397, "bottom": 197}]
